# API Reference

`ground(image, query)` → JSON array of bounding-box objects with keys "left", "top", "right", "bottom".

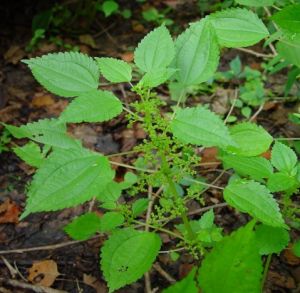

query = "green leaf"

[
  {"left": 255, "top": 224, "right": 290, "bottom": 255},
  {"left": 267, "top": 172, "right": 298, "bottom": 192},
  {"left": 271, "top": 141, "right": 297, "bottom": 173},
  {"left": 5, "top": 119, "right": 80, "bottom": 149},
  {"left": 163, "top": 267, "right": 197, "bottom": 293},
  {"left": 221, "top": 153, "right": 273, "bottom": 180},
  {"left": 99, "top": 212, "right": 124, "bottom": 232},
  {"left": 64, "top": 212, "right": 102, "bottom": 240},
  {"left": 101, "top": 228, "right": 161, "bottom": 292},
  {"left": 209, "top": 8, "right": 269, "bottom": 48},
  {"left": 272, "top": 4, "right": 300, "bottom": 33},
  {"left": 134, "top": 26, "right": 175, "bottom": 72},
  {"left": 224, "top": 179, "right": 285, "bottom": 228},
  {"left": 174, "top": 19, "right": 219, "bottom": 85},
  {"left": 171, "top": 106, "right": 235, "bottom": 148},
  {"left": 199, "top": 221, "right": 263, "bottom": 293},
  {"left": 119, "top": 172, "right": 138, "bottom": 189},
  {"left": 227, "top": 122, "right": 273, "bottom": 157},
  {"left": 97, "top": 181, "right": 122, "bottom": 209},
  {"left": 60, "top": 90, "right": 123, "bottom": 123},
  {"left": 96, "top": 57, "right": 132, "bottom": 83},
  {"left": 235, "top": 0, "right": 275, "bottom": 7},
  {"left": 132, "top": 198, "right": 149, "bottom": 217},
  {"left": 13, "top": 142, "right": 44, "bottom": 168},
  {"left": 20, "top": 147, "right": 114, "bottom": 219},
  {"left": 277, "top": 32, "right": 300, "bottom": 68},
  {"left": 23, "top": 52, "right": 99, "bottom": 97},
  {"left": 292, "top": 240, "right": 300, "bottom": 257},
  {"left": 102, "top": 0, "right": 119, "bottom": 17},
  {"left": 139, "top": 68, "right": 176, "bottom": 88}
]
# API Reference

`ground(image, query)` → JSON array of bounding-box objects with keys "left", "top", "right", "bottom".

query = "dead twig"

[
  {"left": 188, "top": 202, "right": 228, "bottom": 216},
  {"left": 153, "top": 263, "right": 176, "bottom": 284},
  {"left": 0, "top": 235, "right": 101, "bottom": 255},
  {"left": 235, "top": 47, "right": 274, "bottom": 58},
  {"left": 0, "top": 278, "right": 67, "bottom": 293}
]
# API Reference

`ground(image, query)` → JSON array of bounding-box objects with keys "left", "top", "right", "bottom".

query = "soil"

[{"left": 0, "top": 1, "right": 300, "bottom": 292}]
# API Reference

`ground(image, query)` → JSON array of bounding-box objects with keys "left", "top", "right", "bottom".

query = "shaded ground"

[{"left": 1, "top": 1, "right": 300, "bottom": 292}]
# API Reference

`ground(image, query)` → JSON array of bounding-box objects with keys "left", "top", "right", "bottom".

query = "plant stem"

[
  {"left": 261, "top": 254, "right": 272, "bottom": 291},
  {"left": 165, "top": 175, "right": 196, "bottom": 241}
]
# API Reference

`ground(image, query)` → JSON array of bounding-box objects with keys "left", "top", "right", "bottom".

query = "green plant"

[
  {"left": 3, "top": 8, "right": 300, "bottom": 292},
  {"left": 0, "top": 129, "right": 11, "bottom": 154},
  {"left": 215, "top": 56, "right": 268, "bottom": 119}
]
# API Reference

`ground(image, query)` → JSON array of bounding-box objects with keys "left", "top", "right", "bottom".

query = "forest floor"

[{"left": 0, "top": 1, "right": 300, "bottom": 292}]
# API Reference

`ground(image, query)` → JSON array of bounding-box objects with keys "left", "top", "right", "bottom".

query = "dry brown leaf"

[
  {"left": 83, "top": 274, "right": 107, "bottom": 293},
  {"left": 120, "top": 52, "right": 134, "bottom": 62},
  {"left": 31, "top": 93, "right": 55, "bottom": 107},
  {"left": 0, "top": 199, "right": 21, "bottom": 224},
  {"left": 4, "top": 45, "right": 25, "bottom": 64},
  {"left": 28, "top": 260, "right": 59, "bottom": 287},
  {"left": 200, "top": 147, "right": 220, "bottom": 169},
  {"left": 283, "top": 245, "right": 300, "bottom": 266}
]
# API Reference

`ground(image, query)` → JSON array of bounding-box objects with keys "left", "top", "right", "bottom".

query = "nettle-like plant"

[{"left": 4, "top": 7, "right": 300, "bottom": 293}]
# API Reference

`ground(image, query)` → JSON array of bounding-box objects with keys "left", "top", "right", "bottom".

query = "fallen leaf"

[
  {"left": 28, "top": 260, "right": 59, "bottom": 287},
  {"left": 261, "top": 150, "right": 271, "bottom": 160},
  {"left": 200, "top": 147, "right": 220, "bottom": 169},
  {"left": 283, "top": 245, "right": 300, "bottom": 266},
  {"left": 0, "top": 199, "right": 21, "bottom": 224},
  {"left": 31, "top": 93, "right": 55, "bottom": 107},
  {"left": 268, "top": 271, "right": 296, "bottom": 289},
  {"left": 4, "top": 45, "right": 25, "bottom": 64},
  {"left": 120, "top": 52, "right": 134, "bottom": 62},
  {"left": 83, "top": 274, "right": 107, "bottom": 293},
  {"left": 79, "top": 34, "right": 96, "bottom": 48}
]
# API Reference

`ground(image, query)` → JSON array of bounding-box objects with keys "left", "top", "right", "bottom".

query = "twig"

[
  {"left": 184, "top": 177, "right": 224, "bottom": 190},
  {"left": 0, "top": 278, "right": 67, "bottom": 293},
  {"left": 0, "top": 236, "right": 101, "bottom": 255},
  {"left": 1, "top": 257, "right": 17, "bottom": 278},
  {"left": 249, "top": 103, "right": 265, "bottom": 121},
  {"left": 235, "top": 47, "right": 274, "bottom": 58},
  {"left": 188, "top": 203, "right": 228, "bottom": 216},
  {"left": 224, "top": 89, "right": 238, "bottom": 124},
  {"left": 153, "top": 263, "right": 176, "bottom": 284},
  {"left": 109, "top": 161, "right": 156, "bottom": 173}
]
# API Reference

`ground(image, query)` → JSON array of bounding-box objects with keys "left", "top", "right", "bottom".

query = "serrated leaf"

[
  {"left": 64, "top": 212, "right": 102, "bottom": 240},
  {"left": 139, "top": 68, "right": 176, "bottom": 88},
  {"left": 277, "top": 32, "right": 300, "bottom": 68},
  {"left": 97, "top": 181, "right": 122, "bottom": 209},
  {"left": 198, "top": 221, "right": 263, "bottom": 293},
  {"left": 271, "top": 141, "right": 297, "bottom": 173},
  {"left": 267, "top": 172, "right": 298, "bottom": 192},
  {"left": 221, "top": 153, "right": 273, "bottom": 180},
  {"left": 235, "top": 0, "right": 274, "bottom": 6},
  {"left": 132, "top": 198, "right": 149, "bottom": 217},
  {"left": 174, "top": 19, "right": 219, "bottom": 85},
  {"left": 5, "top": 119, "right": 80, "bottom": 149},
  {"left": 171, "top": 106, "right": 235, "bottom": 148},
  {"left": 20, "top": 147, "right": 114, "bottom": 219},
  {"left": 227, "top": 122, "right": 273, "bottom": 157},
  {"left": 163, "top": 267, "right": 197, "bottom": 293},
  {"left": 255, "top": 224, "right": 290, "bottom": 255},
  {"left": 272, "top": 4, "right": 300, "bottom": 33},
  {"left": 134, "top": 26, "right": 175, "bottom": 72},
  {"left": 209, "top": 8, "right": 269, "bottom": 48},
  {"left": 13, "top": 142, "right": 44, "bottom": 168},
  {"left": 224, "top": 179, "right": 285, "bottom": 227},
  {"left": 96, "top": 57, "right": 132, "bottom": 83},
  {"left": 99, "top": 212, "right": 124, "bottom": 232},
  {"left": 60, "top": 90, "right": 122, "bottom": 123},
  {"left": 23, "top": 52, "right": 99, "bottom": 97},
  {"left": 100, "top": 228, "right": 161, "bottom": 292}
]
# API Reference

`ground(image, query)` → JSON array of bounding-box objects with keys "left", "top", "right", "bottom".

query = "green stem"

[
  {"left": 165, "top": 175, "right": 196, "bottom": 241},
  {"left": 261, "top": 254, "right": 272, "bottom": 291},
  {"left": 134, "top": 220, "right": 184, "bottom": 240}
]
